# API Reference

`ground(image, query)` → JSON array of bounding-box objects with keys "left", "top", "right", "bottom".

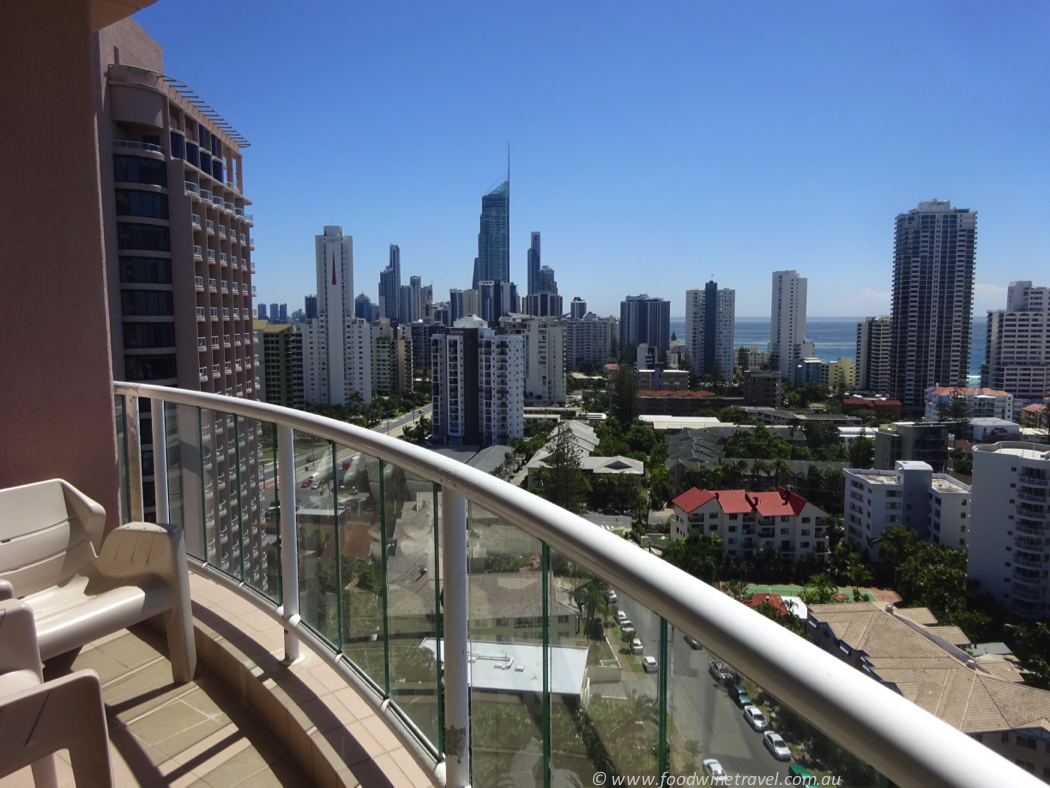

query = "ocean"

[{"left": 669, "top": 317, "right": 987, "bottom": 382}]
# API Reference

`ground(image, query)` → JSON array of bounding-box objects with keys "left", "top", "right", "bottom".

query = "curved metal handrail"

[{"left": 113, "top": 381, "right": 1042, "bottom": 788}]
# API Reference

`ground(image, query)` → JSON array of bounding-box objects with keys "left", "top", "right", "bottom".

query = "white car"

[
  {"left": 701, "top": 758, "right": 729, "bottom": 785},
  {"left": 641, "top": 655, "right": 658, "bottom": 673},
  {"left": 763, "top": 731, "right": 792, "bottom": 761},
  {"left": 619, "top": 619, "right": 633, "bottom": 631},
  {"left": 743, "top": 705, "right": 769, "bottom": 732},
  {"left": 630, "top": 638, "right": 643, "bottom": 654},
  {"left": 615, "top": 610, "right": 627, "bottom": 623},
  {"left": 604, "top": 589, "right": 618, "bottom": 603}
]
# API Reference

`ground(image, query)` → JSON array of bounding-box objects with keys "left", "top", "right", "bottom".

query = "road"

[
  {"left": 616, "top": 594, "right": 787, "bottom": 781},
  {"left": 258, "top": 405, "right": 432, "bottom": 511}
]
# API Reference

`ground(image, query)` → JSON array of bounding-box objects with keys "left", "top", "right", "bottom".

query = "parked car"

[
  {"left": 684, "top": 635, "right": 701, "bottom": 650},
  {"left": 619, "top": 619, "right": 633, "bottom": 631},
  {"left": 743, "top": 705, "right": 769, "bottom": 731},
  {"left": 300, "top": 480, "right": 311, "bottom": 488},
  {"left": 708, "top": 661, "right": 733, "bottom": 682},
  {"left": 630, "top": 638, "right": 643, "bottom": 655},
  {"left": 615, "top": 610, "right": 627, "bottom": 623},
  {"left": 701, "top": 759, "right": 730, "bottom": 786},
  {"left": 763, "top": 731, "right": 792, "bottom": 761},
  {"left": 641, "top": 656, "right": 658, "bottom": 673},
  {"left": 604, "top": 589, "right": 618, "bottom": 603},
  {"left": 730, "top": 683, "right": 752, "bottom": 708}
]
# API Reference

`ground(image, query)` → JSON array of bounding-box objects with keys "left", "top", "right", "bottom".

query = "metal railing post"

[
  {"left": 441, "top": 489, "right": 469, "bottom": 788},
  {"left": 277, "top": 425, "right": 300, "bottom": 663},
  {"left": 151, "top": 398, "right": 169, "bottom": 524},
  {"left": 126, "top": 395, "right": 144, "bottom": 522}
]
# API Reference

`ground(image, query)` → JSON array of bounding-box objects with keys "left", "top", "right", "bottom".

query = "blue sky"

[{"left": 136, "top": 1, "right": 1050, "bottom": 318}]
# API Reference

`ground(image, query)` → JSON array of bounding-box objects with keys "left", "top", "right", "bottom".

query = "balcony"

[
  {"left": 185, "top": 181, "right": 200, "bottom": 199},
  {"left": 94, "top": 382, "right": 1040, "bottom": 788},
  {"left": 113, "top": 139, "right": 163, "bottom": 154}
]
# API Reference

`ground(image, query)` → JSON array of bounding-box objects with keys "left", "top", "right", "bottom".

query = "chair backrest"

[{"left": 0, "top": 480, "right": 104, "bottom": 598}]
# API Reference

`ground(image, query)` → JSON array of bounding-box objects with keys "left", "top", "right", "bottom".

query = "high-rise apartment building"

[
  {"left": 569, "top": 297, "right": 588, "bottom": 320},
  {"left": 619, "top": 295, "right": 670, "bottom": 356},
  {"left": 856, "top": 316, "right": 892, "bottom": 394},
  {"left": 269, "top": 303, "right": 279, "bottom": 323},
  {"left": 478, "top": 280, "right": 517, "bottom": 325},
  {"left": 769, "top": 270, "right": 812, "bottom": 379},
  {"left": 563, "top": 313, "right": 618, "bottom": 372},
  {"left": 355, "top": 293, "right": 376, "bottom": 322},
  {"left": 684, "top": 281, "right": 735, "bottom": 378},
  {"left": 430, "top": 317, "right": 524, "bottom": 447},
  {"left": 253, "top": 320, "right": 305, "bottom": 411},
  {"left": 982, "top": 281, "right": 1050, "bottom": 417},
  {"left": 379, "top": 243, "right": 401, "bottom": 321},
  {"left": 371, "top": 319, "right": 412, "bottom": 395},
  {"left": 449, "top": 288, "right": 480, "bottom": 322},
  {"left": 258, "top": 304, "right": 268, "bottom": 320},
  {"left": 97, "top": 19, "right": 264, "bottom": 581},
  {"left": 472, "top": 177, "right": 509, "bottom": 289},
  {"left": 526, "top": 232, "right": 541, "bottom": 295},
  {"left": 970, "top": 442, "right": 1050, "bottom": 619},
  {"left": 500, "top": 315, "right": 566, "bottom": 405},
  {"left": 303, "top": 226, "right": 372, "bottom": 405},
  {"left": 304, "top": 294, "right": 318, "bottom": 320},
  {"left": 890, "top": 200, "right": 977, "bottom": 409}
]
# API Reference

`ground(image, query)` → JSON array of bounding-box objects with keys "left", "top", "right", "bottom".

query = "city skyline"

[{"left": 135, "top": 2, "right": 1049, "bottom": 318}]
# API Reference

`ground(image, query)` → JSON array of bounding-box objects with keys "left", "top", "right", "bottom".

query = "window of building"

[
  {"left": 122, "top": 322, "right": 176, "bottom": 349},
  {"left": 113, "top": 155, "right": 167, "bottom": 186},
  {"left": 124, "top": 354, "right": 176, "bottom": 381},
  {"left": 120, "top": 290, "right": 173, "bottom": 316},
  {"left": 115, "top": 189, "right": 168, "bottom": 219},
  {"left": 118, "top": 256, "right": 171, "bottom": 284},
  {"left": 117, "top": 223, "right": 170, "bottom": 252}
]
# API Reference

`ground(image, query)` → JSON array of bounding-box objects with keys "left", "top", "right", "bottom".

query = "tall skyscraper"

[
  {"left": 258, "top": 303, "right": 268, "bottom": 320},
  {"left": 526, "top": 232, "right": 541, "bottom": 295},
  {"left": 478, "top": 280, "right": 517, "bottom": 325},
  {"left": 890, "top": 200, "right": 977, "bottom": 409},
  {"left": 472, "top": 175, "right": 510, "bottom": 289},
  {"left": 304, "top": 226, "right": 371, "bottom": 405},
  {"left": 269, "top": 303, "right": 280, "bottom": 323},
  {"left": 379, "top": 243, "right": 401, "bottom": 321},
  {"left": 619, "top": 295, "right": 670, "bottom": 356},
  {"left": 769, "top": 270, "right": 812, "bottom": 379},
  {"left": 304, "top": 294, "right": 318, "bottom": 320},
  {"left": 982, "top": 281, "right": 1050, "bottom": 417},
  {"left": 278, "top": 303, "right": 288, "bottom": 322},
  {"left": 569, "top": 297, "right": 588, "bottom": 320},
  {"left": 684, "top": 281, "right": 735, "bottom": 378},
  {"left": 856, "top": 316, "right": 892, "bottom": 393}
]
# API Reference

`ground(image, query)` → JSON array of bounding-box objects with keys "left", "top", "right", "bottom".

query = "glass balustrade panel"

[
  {"left": 115, "top": 395, "right": 130, "bottom": 524},
  {"left": 464, "top": 501, "right": 544, "bottom": 788},
  {"left": 383, "top": 464, "right": 442, "bottom": 751},
  {"left": 294, "top": 431, "right": 340, "bottom": 645}
]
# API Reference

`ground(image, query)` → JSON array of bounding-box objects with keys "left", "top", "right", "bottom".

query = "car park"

[
  {"left": 743, "top": 705, "right": 769, "bottom": 731},
  {"left": 708, "top": 661, "right": 733, "bottom": 682},
  {"left": 630, "top": 638, "right": 643, "bottom": 654},
  {"left": 763, "top": 731, "right": 792, "bottom": 761},
  {"left": 641, "top": 656, "right": 658, "bottom": 673},
  {"left": 701, "top": 759, "right": 729, "bottom": 786},
  {"left": 730, "top": 683, "right": 752, "bottom": 708}
]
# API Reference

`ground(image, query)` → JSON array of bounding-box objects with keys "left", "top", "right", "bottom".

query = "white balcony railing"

[{"left": 113, "top": 381, "right": 1043, "bottom": 788}]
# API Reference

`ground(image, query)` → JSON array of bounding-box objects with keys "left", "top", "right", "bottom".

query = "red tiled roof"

[
  {"left": 672, "top": 488, "right": 716, "bottom": 513},
  {"left": 672, "top": 486, "right": 811, "bottom": 516},
  {"left": 745, "top": 593, "right": 788, "bottom": 616},
  {"left": 924, "top": 387, "right": 1011, "bottom": 398},
  {"left": 1022, "top": 403, "right": 1047, "bottom": 413},
  {"left": 716, "top": 490, "right": 752, "bottom": 514}
]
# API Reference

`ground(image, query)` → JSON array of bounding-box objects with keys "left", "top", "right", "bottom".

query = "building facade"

[
  {"left": 253, "top": 320, "right": 304, "bottom": 411},
  {"left": 843, "top": 462, "right": 971, "bottom": 559},
  {"left": 619, "top": 295, "right": 670, "bottom": 356},
  {"left": 769, "top": 270, "right": 812, "bottom": 379},
  {"left": 670, "top": 487, "right": 831, "bottom": 560},
  {"left": 569, "top": 297, "right": 587, "bottom": 320},
  {"left": 856, "top": 316, "right": 892, "bottom": 394},
  {"left": 431, "top": 317, "right": 524, "bottom": 447},
  {"left": 563, "top": 313, "right": 617, "bottom": 372},
  {"left": 982, "top": 281, "right": 1050, "bottom": 417},
  {"left": 472, "top": 177, "right": 510, "bottom": 289},
  {"left": 379, "top": 243, "right": 401, "bottom": 321},
  {"left": 526, "top": 231, "right": 541, "bottom": 296},
  {"left": 684, "top": 281, "right": 735, "bottom": 379},
  {"left": 923, "top": 386, "right": 1014, "bottom": 423},
  {"left": 372, "top": 319, "right": 412, "bottom": 395},
  {"left": 890, "top": 200, "right": 977, "bottom": 409},
  {"left": 873, "top": 422, "right": 949, "bottom": 473},
  {"left": 499, "top": 315, "right": 566, "bottom": 405},
  {"left": 970, "top": 442, "right": 1050, "bottom": 619}
]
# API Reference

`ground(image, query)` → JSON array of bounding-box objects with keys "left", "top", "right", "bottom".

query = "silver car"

[
  {"left": 763, "top": 731, "right": 792, "bottom": 761},
  {"left": 701, "top": 758, "right": 729, "bottom": 785},
  {"left": 743, "top": 705, "right": 769, "bottom": 732}
]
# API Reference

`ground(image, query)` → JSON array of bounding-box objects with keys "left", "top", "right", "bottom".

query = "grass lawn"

[{"left": 746, "top": 583, "right": 875, "bottom": 602}]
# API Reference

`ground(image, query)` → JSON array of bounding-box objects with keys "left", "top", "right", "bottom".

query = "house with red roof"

[
  {"left": 670, "top": 486, "right": 831, "bottom": 560},
  {"left": 923, "top": 387, "right": 1014, "bottom": 422}
]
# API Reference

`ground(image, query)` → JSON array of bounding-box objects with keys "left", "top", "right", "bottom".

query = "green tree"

[
  {"left": 848, "top": 434, "right": 875, "bottom": 468},
  {"left": 800, "top": 573, "right": 840, "bottom": 605},
  {"left": 663, "top": 533, "right": 724, "bottom": 583},
  {"left": 937, "top": 387, "right": 973, "bottom": 441},
  {"left": 611, "top": 365, "right": 643, "bottom": 424},
  {"left": 1005, "top": 621, "right": 1050, "bottom": 689},
  {"left": 534, "top": 427, "right": 590, "bottom": 514},
  {"left": 721, "top": 578, "right": 750, "bottom": 602}
]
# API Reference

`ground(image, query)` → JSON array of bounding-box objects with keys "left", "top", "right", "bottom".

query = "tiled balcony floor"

[{"left": 0, "top": 572, "right": 436, "bottom": 788}]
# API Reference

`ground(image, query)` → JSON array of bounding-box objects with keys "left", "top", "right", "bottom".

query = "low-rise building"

[
  {"left": 924, "top": 387, "right": 1014, "bottom": 422},
  {"left": 843, "top": 462, "right": 971, "bottom": 558},
  {"left": 637, "top": 368, "right": 689, "bottom": 391},
  {"left": 670, "top": 486, "right": 830, "bottom": 560},
  {"left": 808, "top": 602, "right": 1050, "bottom": 778},
  {"left": 874, "top": 422, "right": 949, "bottom": 473}
]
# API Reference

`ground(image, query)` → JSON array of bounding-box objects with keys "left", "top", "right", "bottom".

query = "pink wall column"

[{"left": 0, "top": 0, "right": 122, "bottom": 529}]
